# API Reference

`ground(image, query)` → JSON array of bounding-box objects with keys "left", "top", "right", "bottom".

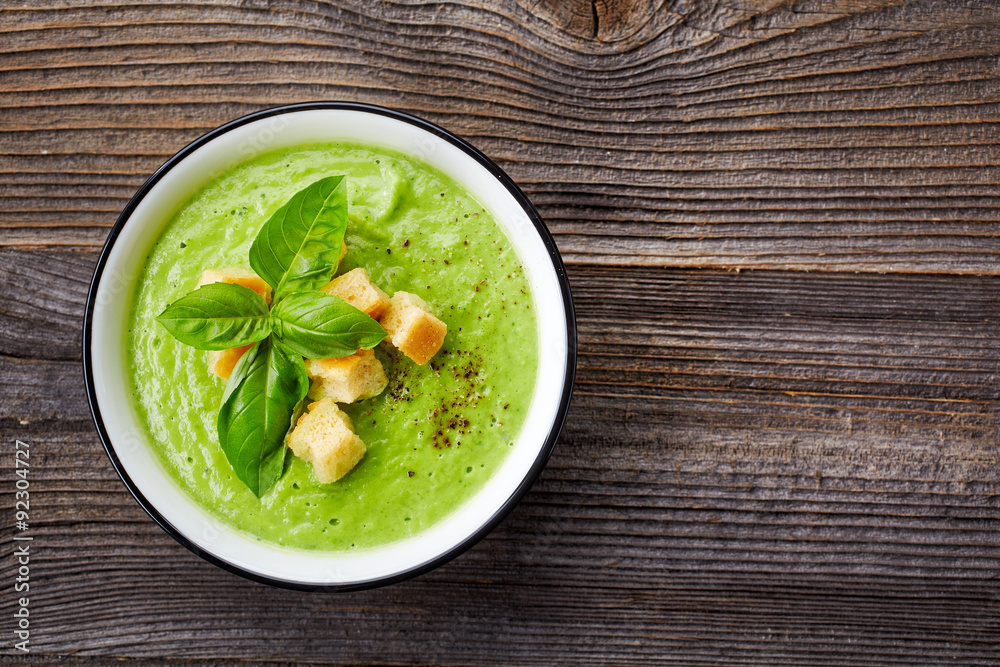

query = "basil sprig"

[
  {"left": 156, "top": 283, "right": 271, "bottom": 350},
  {"left": 271, "top": 291, "right": 387, "bottom": 359},
  {"left": 156, "top": 175, "right": 387, "bottom": 497},
  {"left": 217, "top": 338, "right": 308, "bottom": 497},
  {"left": 250, "top": 174, "right": 348, "bottom": 302}
]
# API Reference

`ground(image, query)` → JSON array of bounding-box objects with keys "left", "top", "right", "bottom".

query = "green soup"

[{"left": 128, "top": 143, "right": 538, "bottom": 551}]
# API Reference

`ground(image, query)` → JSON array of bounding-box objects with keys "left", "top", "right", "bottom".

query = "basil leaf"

[
  {"left": 156, "top": 282, "right": 271, "bottom": 350},
  {"left": 270, "top": 291, "right": 387, "bottom": 359},
  {"left": 217, "top": 337, "right": 308, "bottom": 497},
  {"left": 249, "top": 175, "right": 348, "bottom": 302}
]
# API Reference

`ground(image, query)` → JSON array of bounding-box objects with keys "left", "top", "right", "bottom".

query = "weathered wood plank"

[
  {"left": 0, "top": 249, "right": 93, "bottom": 360},
  {"left": 0, "top": 416, "right": 997, "bottom": 664},
  {"left": 1, "top": 0, "right": 999, "bottom": 270},
  {"left": 1, "top": 259, "right": 997, "bottom": 663}
]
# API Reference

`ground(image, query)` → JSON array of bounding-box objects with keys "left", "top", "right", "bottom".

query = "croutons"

[
  {"left": 197, "top": 267, "right": 272, "bottom": 380},
  {"left": 320, "top": 267, "right": 390, "bottom": 319},
  {"left": 287, "top": 398, "right": 366, "bottom": 483},
  {"left": 305, "top": 348, "right": 387, "bottom": 403},
  {"left": 379, "top": 291, "right": 447, "bottom": 365}
]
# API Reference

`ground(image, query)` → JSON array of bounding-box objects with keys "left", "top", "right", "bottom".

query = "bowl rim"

[{"left": 82, "top": 101, "right": 577, "bottom": 591}]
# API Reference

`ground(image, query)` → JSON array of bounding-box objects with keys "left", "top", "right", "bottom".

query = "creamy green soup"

[{"left": 128, "top": 143, "right": 538, "bottom": 551}]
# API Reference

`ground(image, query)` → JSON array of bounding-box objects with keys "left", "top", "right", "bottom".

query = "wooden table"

[{"left": 2, "top": 1, "right": 998, "bottom": 664}]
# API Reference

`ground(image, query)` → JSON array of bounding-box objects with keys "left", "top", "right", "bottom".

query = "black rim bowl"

[{"left": 83, "top": 102, "right": 577, "bottom": 591}]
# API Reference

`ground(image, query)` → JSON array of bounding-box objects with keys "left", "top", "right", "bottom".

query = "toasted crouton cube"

[
  {"left": 207, "top": 343, "right": 253, "bottom": 381},
  {"left": 320, "top": 268, "right": 390, "bottom": 319},
  {"left": 197, "top": 267, "right": 272, "bottom": 380},
  {"left": 197, "top": 266, "right": 272, "bottom": 305},
  {"left": 305, "top": 348, "right": 387, "bottom": 403},
  {"left": 287, "top": 398, "right": 366, "bottom": 483},
  {"left": 379, "top": 291, "right": 447, "bottom": 365}
]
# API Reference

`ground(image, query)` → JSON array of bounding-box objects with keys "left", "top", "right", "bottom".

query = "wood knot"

[{"left": 523, "top": 0, "right": 667, "bottom": 44}]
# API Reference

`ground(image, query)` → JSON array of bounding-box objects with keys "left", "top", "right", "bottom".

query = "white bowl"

[{"left": 83, "top": 102, "right": 576, "bottom": 590}]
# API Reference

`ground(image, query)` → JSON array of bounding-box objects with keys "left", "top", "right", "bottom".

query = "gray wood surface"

[{"left": 1, "top": 0, "right": 998, "bottom": 664}]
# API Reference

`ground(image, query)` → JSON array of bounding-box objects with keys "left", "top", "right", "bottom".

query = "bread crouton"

[
  {"left": 320, "top": 267, "right": 390, "bottom": 319},
  {"left": 197, "top": 267, "right": 272, "bottom": 380},
  {"left": 287, "top": 398, "right": 366, "bottom": 483},
  {"left": 197, "top": 266, "right": 272, "bottom": 304},
  {"left": 305, "top": 348, "right": 387, "bottom": 403},
  {"left": 207, "top": 343, "right": 254, "bottom": 380},
  {"left": 379, "top": 291, "right": 447, "bottom": 365}
]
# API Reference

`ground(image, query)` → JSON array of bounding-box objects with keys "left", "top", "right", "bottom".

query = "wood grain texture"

[
  {"left": 2, "top": 0, "right": 1000, "bottom": 270},
  {"left": 1, "top": 0, "right": 999, "bottom": 664},
  {"left": 1, "top": 254, "right": 998, "bottom": 665}
]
